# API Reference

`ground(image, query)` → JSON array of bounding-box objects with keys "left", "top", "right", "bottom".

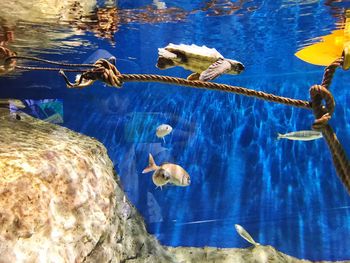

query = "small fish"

[
  {"left": 156, "top": 124, "right": 173, "bottom": 142},
  {"left": 234, "top": 224, "right": 260, "bottom": 246},
  {"left": 235, "top": 224, "right": 301, "bottom": 262},
  {"left": 277, "top": 130, "right": 322, "bottom": 141},
  {"left": 142, "top": 153, "right": 190, "bottom": 188}
]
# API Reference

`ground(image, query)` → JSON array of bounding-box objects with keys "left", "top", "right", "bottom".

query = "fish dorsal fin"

[
  {"left": 235, "top": 224, "right": 260, "bottom": 246},
  {"left": 142, "top": 153, "right": 158, "bottom": 173}
]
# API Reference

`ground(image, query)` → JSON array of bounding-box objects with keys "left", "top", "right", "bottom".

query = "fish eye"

[{"left": 162, "top": 173, "right": 170, "bottom": 180}]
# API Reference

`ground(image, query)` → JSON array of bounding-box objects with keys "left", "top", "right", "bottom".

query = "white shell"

[{"left": 164, "top": 43, "right": 223, "bottom": 60}]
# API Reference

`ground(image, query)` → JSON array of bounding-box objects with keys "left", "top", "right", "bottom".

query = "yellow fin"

[
  {"left": 295, "top": 29, "right": 345, "bottom": 66},
  {"left": 295, "top": 41, "right": 343, "bottom": 66}
]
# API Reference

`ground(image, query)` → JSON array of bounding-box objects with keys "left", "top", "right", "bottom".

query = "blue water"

[{"left": 1, "top": 0, "right": 350, "bottom": 261}]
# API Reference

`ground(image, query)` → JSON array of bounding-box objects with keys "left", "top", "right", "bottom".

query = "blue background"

[{"left": 1, "top": 0, "right": 350, "bottom": 260}]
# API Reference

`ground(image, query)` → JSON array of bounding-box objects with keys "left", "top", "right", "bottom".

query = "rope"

[
  {"left": 5, "top": 56, "right": 97, "bottom": 68},
  {"left": 59, "top": 59, "right": 122, "bottom": 88},
  {"left": 59, "top": 70, "right": 95, "bottom": 88},
  {"left": 59, "top": 60, "right": 311, "bottom": 109},
  {"left": 321, "top": 57, "right": 343, "bottom": 89},
  {"left": 323, "top": 125, "right": 350, "bottom": 191},
  {"left": 15, "top": 65, "right": 91, "bottom": 73},
  {"left": 309, "top": 57, "right": 350, "bottom": 194},
  {"left": 0, "top": 47, "right": 97, "bottom": 74},
  {"left": 119, "top": 74, "right": 312, "bottom": 109}
]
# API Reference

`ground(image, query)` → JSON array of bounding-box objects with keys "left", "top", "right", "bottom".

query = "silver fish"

[
  {"left": 142, "top": 153, "right": 190, "bottom": 188},
  {"left": 234, "top": 224, "right": 312, "bottom": 262},
  {"left": 277, "top": 130, "right": 322, "bottom": 141},
  {"left": 156, "top": 124, "right": 173, "bottom": 142},
  {"left": 235, "top": 224, "right": 259, "bottom": 246}
]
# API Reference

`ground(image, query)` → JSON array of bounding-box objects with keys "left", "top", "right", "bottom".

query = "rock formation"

[
  {"left": 0, "top": 109, "right": 174, "bottom": 263},
  {"left": 0, "top": 108, "right": 347, "bottom": 263}
]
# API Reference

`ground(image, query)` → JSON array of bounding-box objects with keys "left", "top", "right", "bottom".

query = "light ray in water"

[
  {"left": 174, "top": 218, "right": 221, "bottom": 226},
  {"left": 173, "top": 205, "right": 350, "bottom": 226}
]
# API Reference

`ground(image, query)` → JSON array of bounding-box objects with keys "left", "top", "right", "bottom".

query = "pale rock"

[{"left": 0, "top": 109, "right": 174, "bottom": 263}]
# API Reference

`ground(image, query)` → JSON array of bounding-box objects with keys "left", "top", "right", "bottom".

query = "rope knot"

[
  {"left": 310, "top": 84, "right": 335, "bottom": 130},
  {"left": 59, "top": 58, "right": 123, "bottom": 89},
  {"left": 0, "top": 46, "right": 16, "bottom": 75},
  {"left": 92, "top": 59, "right": 123, "bottom": 87}
]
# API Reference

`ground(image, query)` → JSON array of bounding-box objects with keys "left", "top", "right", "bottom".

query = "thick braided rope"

[
  {"left": 309, "top": 85, "right": 334, "bottom": 129},
  {"left": 323, "top": 125, "right": 350, "bottom": 193},
  {"left": 310, "top": 57, "right": 350, "bottom": 193},
  {"left": 321, "top": 57, "right": 343, "bottom": 89},
  {"left": 119, "top": 74, "right": 311, "bottom": 109},
  {"left": 94, "top": 59, "right": 123, "bottom": 87}
]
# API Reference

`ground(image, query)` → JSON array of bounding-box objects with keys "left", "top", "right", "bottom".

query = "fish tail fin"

[
  {"left": 277, "top": 133, "right": 283, "bottom": 140},
  {"left": 162, "top": 137, "right": 165, "bottom": 143},
  {"left": 234, "top": 224, "right": 259, "bottom": 246},
  {"left": 142, "top": 153, "right": 158, "bottom": 173}
]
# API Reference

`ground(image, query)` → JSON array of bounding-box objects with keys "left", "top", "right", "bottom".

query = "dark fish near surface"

[{"left": 142, "top": 153, "right": 190, "bottom": 188}]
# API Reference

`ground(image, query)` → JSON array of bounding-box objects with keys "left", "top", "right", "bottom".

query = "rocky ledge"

[{"left": 0, "top": 108, "right": 347, "bottom": 263}]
